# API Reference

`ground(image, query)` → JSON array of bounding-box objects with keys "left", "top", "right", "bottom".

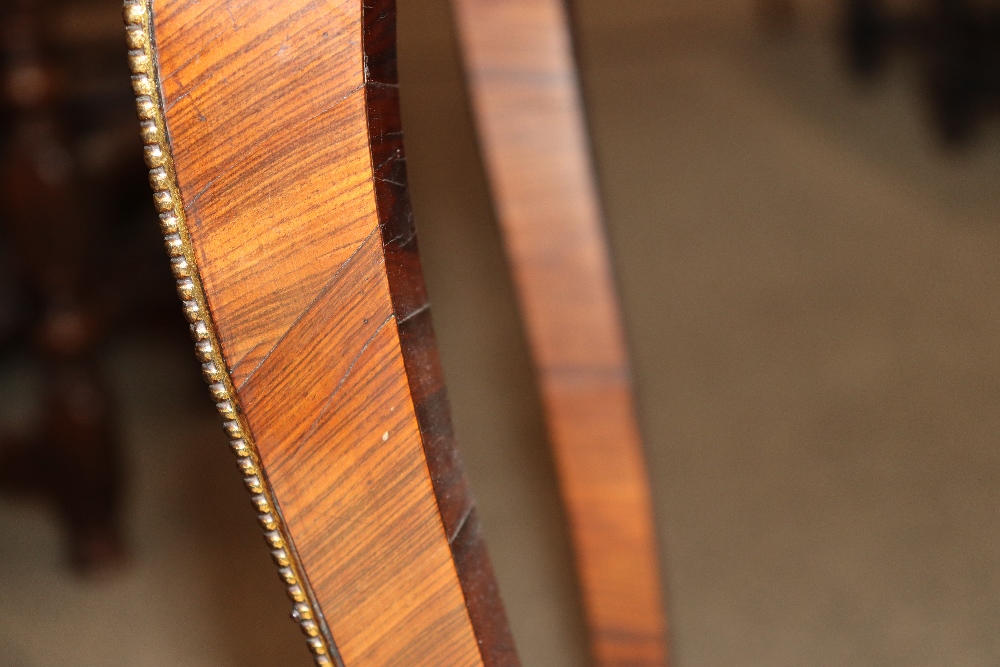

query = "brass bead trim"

[{"left": 122, "top": 2, "right": 337, "bottom": 664}]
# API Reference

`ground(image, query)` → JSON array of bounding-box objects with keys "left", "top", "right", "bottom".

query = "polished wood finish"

[
  {"left": 149, "top": 0, "right": 515, "bottom": 664},
  {"left": 451, "top": 1, "right": 669, "bottom": 664}
]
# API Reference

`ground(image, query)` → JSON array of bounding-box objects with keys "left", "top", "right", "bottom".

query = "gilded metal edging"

[{"left": 122, "top": 2, "right": 338, "bottom": 664}]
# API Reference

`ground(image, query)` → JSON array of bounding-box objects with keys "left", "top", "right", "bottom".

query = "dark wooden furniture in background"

[
  {"left": 0, "top": 0, "right": 149, "bottom": 571},
  {"left": 844, "top": 0, "right": 1000, "bottom": 142}
]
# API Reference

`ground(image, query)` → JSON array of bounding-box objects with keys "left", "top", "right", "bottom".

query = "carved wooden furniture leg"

[
  {"left": 124, "top": 0, "right": 515, "bottom": 664},
  {"left": 0, "top": 0, "right": 123, "bottom": 571},
  {"left": 451, "top": 2, "right": 669, "bottom": 665}
]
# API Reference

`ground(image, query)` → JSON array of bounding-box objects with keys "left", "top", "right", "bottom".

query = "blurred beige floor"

[{"left": 3, "top": 1, "right": 1000, "bottom": 666}]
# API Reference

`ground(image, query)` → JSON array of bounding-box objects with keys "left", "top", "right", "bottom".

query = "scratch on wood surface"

[
  {"left": 448, "top": 502, "right": 474, "bottom": 545},
  {"left": 385, "top": 223, "right": 416, "bottom": 247},
  {"left": 397, "top": 301, "right": 429, "bottom": 325},
  {"left": 373, "top": 175, "right": 406, "bottom": 188},
  {"left": 372, "top": 148, "right": 404, "bottom": 173}
]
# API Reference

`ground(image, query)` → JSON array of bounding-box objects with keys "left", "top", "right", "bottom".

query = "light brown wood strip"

[
  {"left": 451, "top": 0, "right": 669, "bottom": 664},
  {"left": 151, "top": 0, "right": 488, "bottom": 664}
]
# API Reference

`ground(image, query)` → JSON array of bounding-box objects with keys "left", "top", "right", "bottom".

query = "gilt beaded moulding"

[{"left": 122, "top": 1, "right": 338, "bottom": 664}]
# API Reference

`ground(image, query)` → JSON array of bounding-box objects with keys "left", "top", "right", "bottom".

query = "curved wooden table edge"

[
  {"left": 124, "top": 0, "right": 516, "bottom": 665},
  {"left": 124, "top": 0, "right": 667, "bottom": 664}
]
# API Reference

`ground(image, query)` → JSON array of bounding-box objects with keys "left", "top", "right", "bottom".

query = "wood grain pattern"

[
  {"left": 451, "top": 0, "right": 670, "bottom": 664},
  {"left": 361, "top": 3, "right": 519, "bottom": 661},
  {"left": 147, "top": 0, "right": 516, "bottom": 664}
]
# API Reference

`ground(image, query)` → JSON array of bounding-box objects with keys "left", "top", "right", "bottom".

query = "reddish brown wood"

[
  {"left": 451, "top": 0, "right": 669, "bottom": 664},
  {"left": 362, "top": 3, "right": 519, "bottom": 662},
  {"left": 150, "top": 0, "right": 515, "bottom": 664}
]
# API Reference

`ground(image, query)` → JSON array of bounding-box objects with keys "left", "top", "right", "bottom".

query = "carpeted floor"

[{"left": 2, "top": 1, "right": 1000, "bottom": 665}]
